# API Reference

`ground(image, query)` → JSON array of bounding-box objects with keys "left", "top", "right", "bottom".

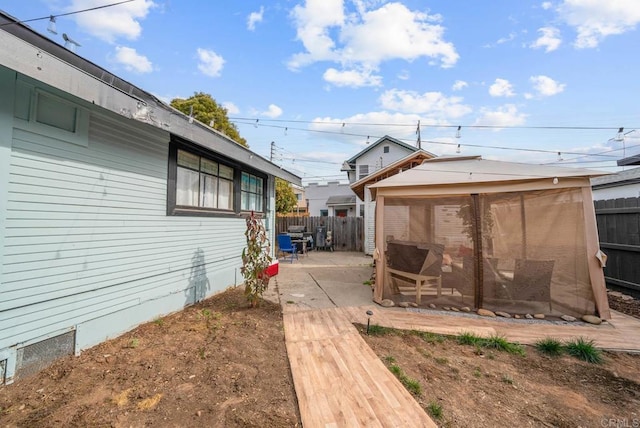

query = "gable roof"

[
  {"left": 0, "top": 11, "right": 300, "bottom": 185},
  {"left": 350, "top": 149, "right": 435, "bottom": 200},
  {"left": 345, "top": 135, "right": 426, "bottom": 165}
]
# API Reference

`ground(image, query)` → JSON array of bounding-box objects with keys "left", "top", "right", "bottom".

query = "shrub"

[
  {"left": 564, "top": 337, "right": 603, "bottom": 364},
  {"left": 535, "top": 337, "right": 564, "bottom": 356},
  {"left": 426, "top": 402, "right": 443, "bottom": 419}
]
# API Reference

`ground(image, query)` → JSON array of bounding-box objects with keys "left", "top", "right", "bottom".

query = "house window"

[
  {"left": 358, "top": 165, "right": 369, "bottom": 180},
  {"left": 320, "top": 209, "right": 328, "bottom": 217},
  {"left": 177, "top": 150, "right": 234, "bottom": 210},
  {"left": 168, "top": 137, "right": 267, "bottom": 216},
  {"left": 383, "top": 145, "right": 390, "bottom": 153},
  {"left": 241, "top": 172, "right": 264, "bottom": 211}
]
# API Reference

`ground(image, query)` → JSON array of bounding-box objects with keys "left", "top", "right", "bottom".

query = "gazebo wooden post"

[
  {"left": 373, "top": 195, "right": 385, "bottom": 304},
  {"left": 472, "top": 194, "right": 484, "bottom": 309}
]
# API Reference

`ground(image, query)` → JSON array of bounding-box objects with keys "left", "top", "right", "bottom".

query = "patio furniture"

[
  {"left": 503, "top": 259, "right": 554, "bottom": 311},
  {"left": 277, "top": 234, "right": 298, "bottom": 263},
  {"left": 385, "top": 241, "right": 443, "bottom": 305}
]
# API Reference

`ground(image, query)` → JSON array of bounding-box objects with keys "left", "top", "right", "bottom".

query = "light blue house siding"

[{"left": 0, "top": 69, "right": 273, "bottom": 383}]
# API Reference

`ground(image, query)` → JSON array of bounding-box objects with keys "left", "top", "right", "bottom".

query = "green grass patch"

[
  {"left": 426, "top": 402, "right": 443, "bottom": 419},
  {"left": 535, "top": 337, "right": 564, "bottom": 356},
  {"left": 457, "top": 331, "right": 483, "bottom": 346},
  {"left": 383, "top": 355, "right": 396, "bottom": 364},
  {"left": 368, "top": 324, "right": 393, "bottom": 336},
  {"left": 564, "top": 337, "right": 603, "bottom": 364},
  {"left": 501, "top": 373, "right": 514, "bottom": 384},
  {"left": 386, "top": 363, "right": 422, "bottom": 396},
  {"left": 473, "top": 367, "right": 482, "bottom": 378},
  {"left": 456, "top": 332, "right": 525, "bottom": 356},
  {"left": 411, "top": 330, "right": 446, "bottom": 344},
  {"left": 434, "top": 356, "right": 449, "bottom": 365},
  {"left": 363, "top": 280, "right": 372, "bottom": 286}
]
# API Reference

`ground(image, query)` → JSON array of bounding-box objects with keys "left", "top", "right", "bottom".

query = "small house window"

[
  {"left": 241, "top": 172, "right": 264, "bottom": 212},
  {"left": 383, "top": 145, "right": 390, "bottom": 153},
  {"left": 358, "top": 165, "right": 369, "bottom": 180},
  {"left": 320, "top": 209, "right": 328, "bottom": 217}
]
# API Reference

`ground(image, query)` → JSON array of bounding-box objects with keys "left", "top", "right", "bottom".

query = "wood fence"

[
  {"left": 276, "top": 216, "right": 364, "bottom": 252},
  {"left": 595, "top": 197, "right": 640, "bottom": 292}
]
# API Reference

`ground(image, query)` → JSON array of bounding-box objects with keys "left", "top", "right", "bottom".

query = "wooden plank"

[{"left": 284, "top": 308, "right": 436, "bottom": 427}]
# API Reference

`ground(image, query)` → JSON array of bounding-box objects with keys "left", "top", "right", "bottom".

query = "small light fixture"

[
  {"left": 615, "top": 127, "right": 625, "bottom": 142},
  {"left": 254, "top": 119, "right": 259, "bottom": 128},
  {"left": 553, "top": 177, "right": 559, "bottom": 185},
  {"left": 366, "top": 136, "right": 370, "bottom": 144},
  {"left": 455, "top": 125, "right": 461, "bottom": 139},
  {"left": 284, "top": 127, "right": 288, "bottom": 136},
  {"left": 62, "top": 33, "right": 81, "bottom": 52},
  {"left": 456, "top": 143, "right": 461, "bottom": 154},
  {"left": 366, "top": 310, "right": 373, "bottom": 335},
  {"left": 557, "top": 151, "right": 563, "bottom": 161},
  {"left": 47, "top": 16, "right": 57, "bottom": 35}
]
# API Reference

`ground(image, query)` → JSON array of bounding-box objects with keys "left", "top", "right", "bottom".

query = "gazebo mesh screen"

[{"left": 381, "top": 188, "right": 596, "bottom": 316}]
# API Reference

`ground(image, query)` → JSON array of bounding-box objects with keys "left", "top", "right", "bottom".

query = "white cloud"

[
  {"left": 288, "top": 1, "right": 458, "bottom": 83},
  {"left": 557, "top": 0, "right": 640, "bottom": 48},
  {"left": 542, "top": 2, "right": 553, "bottom": 10},
  {"left": 113, "top": 46, "right": 153, "bottom": 73},
  {"left": 529, "top": 75, "right": 566, "bottom": 97},
  {"left": 452, "top": 80, "right": 468, "bottom": 91},
  {"left": 247, "top": 6, "right": 264, "bottom": 31},
  {"left": 530, "top": 26, "right": 562, "bottom": 52},
  {"left": 323, "top": 67, "right": 382, "bottom": 87},
  {"left": 222, "top": 102, "right": 240, "bottom": 115},
  {"left": 489, "top": 78, "right": 515, "bottom": 97},
  {"left": 379, "top": 89, "right": 471, "bottom": 119},
  {"left": 196, "top": 48, "right": 225, "bottom": 77},
  {"left": 251, "top": 104, "right": 283, "bottom": 118},
  {"left": 475, "top": 104, "right": 527, "bottom": 127},
  {"left": 68, "top": 0, "right": 155, "bottom": 43}
]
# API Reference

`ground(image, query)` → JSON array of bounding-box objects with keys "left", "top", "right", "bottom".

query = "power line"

[
  {"left": 231, "top": 116, "right": 637, "bottom": 132},
  {"left": 234, "top": 119, "right": 623, "bottom": 158},
  {"left": 0, "top": 0, "right": 135, "bottom": 27}
]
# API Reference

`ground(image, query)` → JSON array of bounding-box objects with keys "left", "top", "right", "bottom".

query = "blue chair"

[{"left": 277, "top": 234, "right": 298, "bottom": 263}]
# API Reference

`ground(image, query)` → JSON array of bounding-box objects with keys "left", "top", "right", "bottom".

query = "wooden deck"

[
  {"left": 284, "top": 307, "right": 437, "bottom": 427},
  {"left": 339, "top": 306, "right": 640, "bottom": 352}
]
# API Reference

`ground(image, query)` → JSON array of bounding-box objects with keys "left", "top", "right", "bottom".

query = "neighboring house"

[
  {"left": 341, "top": 135, "right": 428, "bottom": 217},
  {"left": 291, "top": 184, "right": 308, "bottom": 215},
  {"left": 350, "top": 150, "right": 436, "bottom": 255},
  {"left": 591, "top": 168, "right": 640, "bottom": 200},
  {"left": 0, "top": 12, "right": 300, "bottom": 384},
  {"left": 305, "top": 182, "right": 355, "bottom": 217}
]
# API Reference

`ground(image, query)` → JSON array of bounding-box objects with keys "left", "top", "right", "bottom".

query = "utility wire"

[{"left": 0, "top": 0, "right": 135, "bottom": 27}]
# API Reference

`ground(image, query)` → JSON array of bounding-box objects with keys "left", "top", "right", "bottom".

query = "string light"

[{"left": 456, "top": 126, "right": 461, "bottom": 139}]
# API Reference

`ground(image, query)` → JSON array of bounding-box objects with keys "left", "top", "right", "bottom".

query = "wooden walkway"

[
  {"left": 283, "top": 307, "right": 437, "bottom": 427},
  {"left": 339, "top": 306, "right": 640, "bottom": 352}
]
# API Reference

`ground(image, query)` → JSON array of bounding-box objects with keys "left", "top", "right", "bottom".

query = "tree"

[
  {"left": 275, "top": 178, "right": 297, "bottom": 214},
  {"left": 170, "top": 92, "right": 248, "bottom": 147}
]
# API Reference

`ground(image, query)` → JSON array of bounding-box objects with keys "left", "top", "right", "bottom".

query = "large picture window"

[
  {"left": 176, "top": 150, "right": 234, "bottom": 210},
  {"left": 168, "top": 137, "right": 267, "bottom": 217}
]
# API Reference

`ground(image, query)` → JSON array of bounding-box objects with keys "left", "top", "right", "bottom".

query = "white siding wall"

[
  {"left": 364, "top": 186, "right": 376, "bottom": 255},
  {"left": 592, "top": 184, "right": 640, "bottom": 200},
  {"left": 0, "top": 76, "right": 252, "bottom": 380}
]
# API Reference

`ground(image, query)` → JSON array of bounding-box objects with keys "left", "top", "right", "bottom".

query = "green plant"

[
  {"left": 153, "top": 319, "right": 164, "bottom": 327},
  {"left": 127, "top": 338, "right": 139, "bottom": 349},
  {"left": 535, "top": 337, "right": 564, "bottom": 356},
  {"left": 363, "top": 280, "right": 372, "bottom": 286},
  {"left": 286, "top": 300, "right": 295, "bottom": 304},
  {"left": 368, "top": 324, "right": 392, "bottom": 336},
  {"left": 240, "top": 211, "right": 272, "bottom": 308},
  {"left": 501, "top": 373, "right": 514, "bottom": 384},
  {"left": 426, "top": 402, "right": 443, "bottom": 419},
  {"left": 457, "top": 331, "right": 482, "bottom": 346},
  {"left": 483, "top": 334, "right": 525, "bottom": 356},
  {"left": 387, "top": 364, "right": 422, "bottom": 396},
  {"left": 435, "top": 357, "right": 449, "bottom": 365},
  {"left": 383, "top": 355, "right": 396, "bottom": 364},
  {"left": 473, "top": 367, "right": 482, "bottom": 378},
  {"left": 201, "top": 309, "right": 212, "bottom": 319},
  {"left": 564, "top": 337, "right": 603, "bottom": 364},
  {"left": 412, "top": 330, "right": 445, "bottom": 344}
]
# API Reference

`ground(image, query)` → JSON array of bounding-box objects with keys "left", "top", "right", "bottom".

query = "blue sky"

[{"left": 3, "top": 0, "right": 640, "bottom": 183}]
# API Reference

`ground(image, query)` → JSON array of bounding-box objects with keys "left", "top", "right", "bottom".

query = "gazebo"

[{"left": 370, "top": 156, "right": 611, "bottom": 319}]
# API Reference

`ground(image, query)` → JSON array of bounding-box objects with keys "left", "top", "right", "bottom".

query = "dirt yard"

[{"left": 1, "top": 287, "right": 639, "bottom": 427}]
